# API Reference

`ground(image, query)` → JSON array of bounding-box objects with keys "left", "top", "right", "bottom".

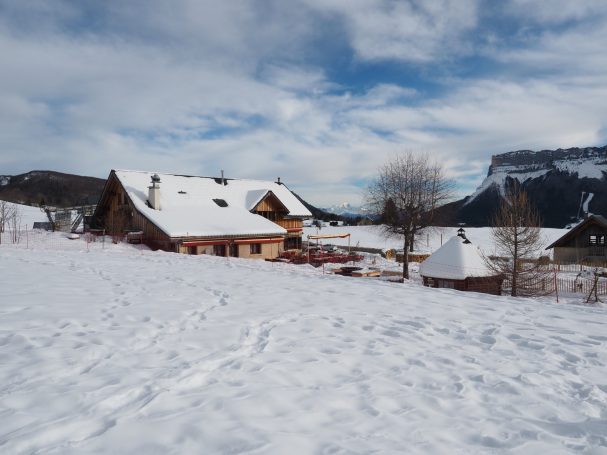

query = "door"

[{"left": 213, "top": 244, "right": 227, "bottom": 257}]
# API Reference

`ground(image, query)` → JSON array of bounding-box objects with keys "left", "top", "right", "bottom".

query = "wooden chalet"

[
  {"left": 93, "top": 170, "right": 312, "bottom": 258},
  {"left": 546, "top": 215, "right": 607, "bottom": 263},
  {"left": 419, "top": 233, "right": 503, "bottom": 295}
]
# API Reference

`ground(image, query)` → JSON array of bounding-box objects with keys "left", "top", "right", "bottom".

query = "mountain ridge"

[
  {"left": 0, "top": 170, "right": 107, "bottom": 207},
  {"left": 436, "top": 145, "right": 607, "bottom": 228}
]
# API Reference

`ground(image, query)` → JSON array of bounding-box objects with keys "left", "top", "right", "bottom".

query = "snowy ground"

[
  {"left": 303, "top": 225, "right": 569, "bottom": 256},
  {"left": 1, "top": 234, "right": 606, "bottom": 453}
]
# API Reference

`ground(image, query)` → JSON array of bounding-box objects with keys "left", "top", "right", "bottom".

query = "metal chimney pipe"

[{"left": 148, "top": 174, "right": 161, "bottom": 210}]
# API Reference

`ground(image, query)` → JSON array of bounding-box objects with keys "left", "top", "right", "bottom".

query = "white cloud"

[
  {"left": 505, "top": 0, "right": 607, "bottom": 24},
  {"left": 301, "top": 0, "right": 480, "bottom": 62},
  {"left": 0, "top": 1, "right": 607, "bottom": 207}
]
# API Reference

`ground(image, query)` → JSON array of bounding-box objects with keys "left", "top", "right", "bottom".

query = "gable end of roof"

[{"left": 545, "top": 215, "right": 607, "bottom": 249}]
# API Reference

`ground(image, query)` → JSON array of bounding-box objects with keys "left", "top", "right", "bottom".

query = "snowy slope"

[
  {"left": 303, "top": 225, "right": 568, "bottom": 255},
  {"left": 466, "top": 166, "right": 550, "bottom": 202},
  {"left": 0, "top": 199, "right": 48, "bottom": 228},
  {"left": 1, "top": 237, "right": 606, "bottom": 453}
]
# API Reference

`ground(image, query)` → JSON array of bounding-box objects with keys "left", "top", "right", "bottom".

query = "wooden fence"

[
  {"left": 502, "top": 276, "right": 607, "bottom": 295},
  {"left": 552, "top": 262, "right": 607, "bottom": 272},
  {"left": 555, "top": 277, "right": 607, "bottom": 295}
]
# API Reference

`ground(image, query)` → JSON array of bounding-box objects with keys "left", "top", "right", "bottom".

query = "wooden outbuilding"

[
  {"left": 92, "top": 170, "right": 311, "bottom": 259},
  {"left": 419, "top": 233, "right": 503, "bottom": 295},
  {"left": 545, "top": 215, "right": 607, "bottom": 264}
]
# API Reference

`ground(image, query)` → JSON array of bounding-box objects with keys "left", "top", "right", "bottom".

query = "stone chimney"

[{"left": 148, "top": 173, "right": 161, "bottom": 210}]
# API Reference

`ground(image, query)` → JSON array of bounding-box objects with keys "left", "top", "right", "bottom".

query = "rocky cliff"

[{"left": 439, "top": 146, "right": 607, "bottom": 228}]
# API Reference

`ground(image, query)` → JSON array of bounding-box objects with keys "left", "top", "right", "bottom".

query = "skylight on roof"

[{"left": 213, "top": 199, "right": 228, "bottom": 207}]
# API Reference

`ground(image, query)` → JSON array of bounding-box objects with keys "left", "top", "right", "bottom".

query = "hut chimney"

[
  {"left": 457, "top": 227, "right": 468, "bottom": 242},
  {"left": 221, "top": 169, "right": 225, "bottom": 185},
  {"left": 148, "top": 173, "right": 161, "bottom": 210},
  {"left": 276, "top": 177, "right": 281, "bottom": 184}
]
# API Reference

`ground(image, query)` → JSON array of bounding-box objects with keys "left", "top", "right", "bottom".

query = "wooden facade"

[
  {"left": 422, "top": 275, "right": 504, "bottom": 296},
  {"left": 251, "top": 192, "right": 304, "bottom": 251},
  {"left": 93, "top": 171, "right": 307, "bottom": 258},
  {"left": 546, "top": 215, "right": 607, "bottom": 263}
]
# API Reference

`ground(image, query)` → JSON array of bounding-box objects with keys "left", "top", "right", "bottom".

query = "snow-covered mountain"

[
  {"left": 0, "top": 175, "right": 10, "bottom": 186},
  {"left": 454, "top": 146, "right": 607, "bottom": 227},
  {"left": 466, "top": 147, "right": 607, "bottom": 203},
  {"left": 322, "top": 202, "right": 369, "bottom": 218}
]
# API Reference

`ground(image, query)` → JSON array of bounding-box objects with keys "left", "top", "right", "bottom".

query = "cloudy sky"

[{"left": 1, "top": 1, "right": 607, "bottom": 207}]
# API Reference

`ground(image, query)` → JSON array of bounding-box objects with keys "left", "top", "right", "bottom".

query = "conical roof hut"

[{"left": 419, "top": 234, "right": 503, "bottom": 295}]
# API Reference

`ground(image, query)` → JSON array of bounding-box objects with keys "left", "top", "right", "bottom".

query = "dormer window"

[{"left": 213, "top": 198, "right": 228, "bottom": 207}]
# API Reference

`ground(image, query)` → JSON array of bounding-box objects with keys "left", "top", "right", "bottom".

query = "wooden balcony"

[{"left": 588, "top": 246, "right": 606, "bottom": 257}]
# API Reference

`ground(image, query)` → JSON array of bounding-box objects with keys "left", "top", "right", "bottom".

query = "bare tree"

[
  {"left": 0, "top": 201, "right": 20, "bottom": 244},
  {"left": 0, "top": 201, "right": 16, "bottom": 244},
  {"left": 9, "top": 204, "right": 22, "bottom": 244},
  {"left": 366, "top": 152, "right": 453, "bottom": 280},
  {"left": 486, "top": 187, "right": 549, "bottom": 296}
]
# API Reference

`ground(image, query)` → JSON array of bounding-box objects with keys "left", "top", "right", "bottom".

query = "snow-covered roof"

[
  {"left": 419, "top": 235, "right": 493, "bottom": 280},
  {"left": 113, "top": 170, "right": 312, "bottom": 238}
]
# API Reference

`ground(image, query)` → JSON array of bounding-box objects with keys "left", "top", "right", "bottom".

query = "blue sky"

[{"left": 1, "top": 1, "right": 607, "bottom": 207}]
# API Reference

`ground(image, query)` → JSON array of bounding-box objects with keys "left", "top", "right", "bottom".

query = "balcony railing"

[{"left": 588, "top": 246, "right": 606, "bottom": 257}]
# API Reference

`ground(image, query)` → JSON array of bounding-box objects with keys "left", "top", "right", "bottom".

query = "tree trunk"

[
  {"left": 511, "top": 228, "right": 518, "bottom": 297},
  {"left": 402, "top": 236, "right": 409, "bottom": 280},
  {"left": 409, "top": 232, "right": 415, "bottom": 252}
]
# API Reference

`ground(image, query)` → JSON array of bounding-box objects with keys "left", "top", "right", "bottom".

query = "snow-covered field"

[
  {"left": 303, "top": 225, "right": 569, "bottom": 256},
  {"left": 3, "top": 199, "right": 569, "bottom": 256},
  {"left": 1, "top": 234, "right": 606, "bottom": 453}
]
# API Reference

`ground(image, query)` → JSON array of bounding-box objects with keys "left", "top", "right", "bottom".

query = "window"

[
  {"left": 256, "top": 210, "right": 277, "bottom": 221},
  {"left": 250, "top": 243, "right": 262, "bottom": 255},
  {"left": 589, "top": 235, "right": 605, "bottom": 245},
  {"left": 284, "top": 236, "right": 301, "bottom": 250},
  {"left": 437, "top": 279, "right": 455, "bottom": 289},
  {"left": 213, "top": 199, "right": 228, "bottom": 207}
]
